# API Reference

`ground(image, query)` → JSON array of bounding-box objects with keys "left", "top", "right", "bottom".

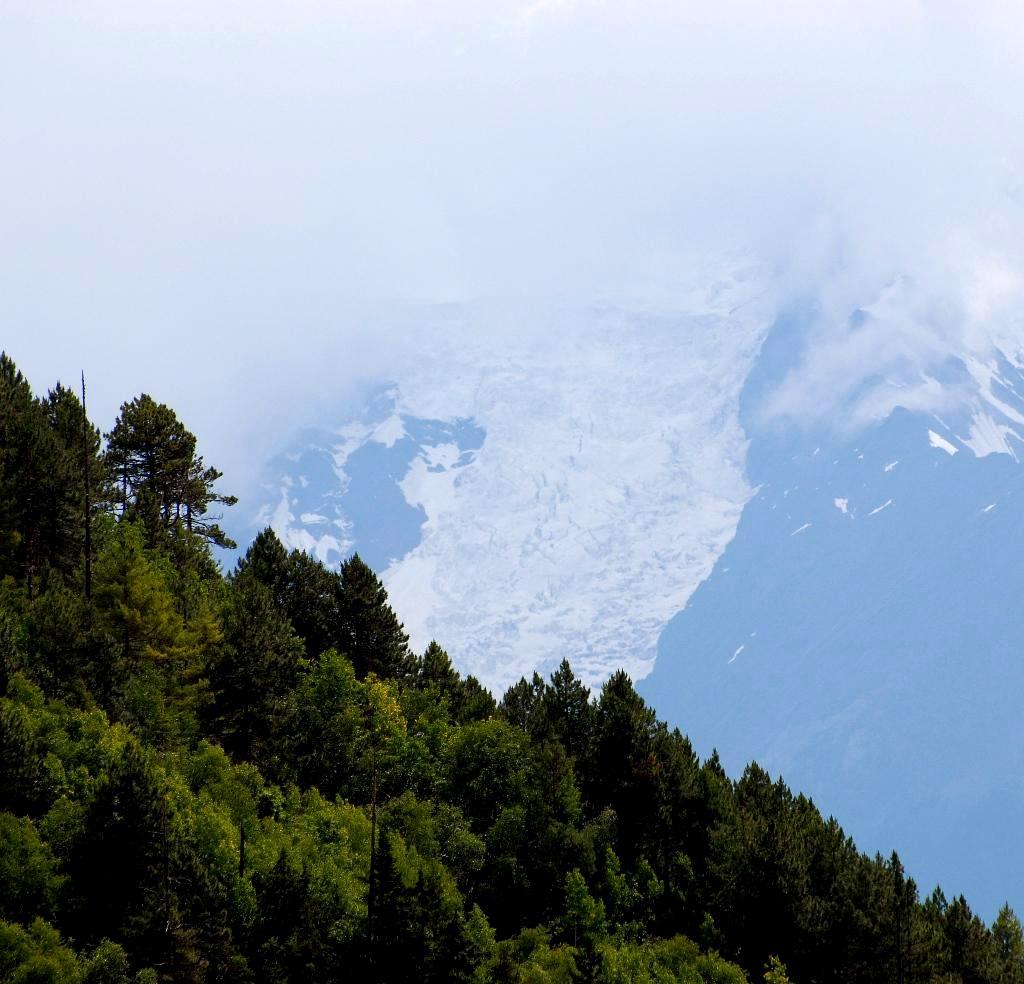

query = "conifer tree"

[
  {"left": 281, "top": 549, "right": 344, "bottom": 659},
  {"left": 339, "top": 554, "right": 411, "bottom": 679},
  {"left": 992, "top": 904, "right": 1024, "bottom": 984},
  {"left": 104, "top": 395, "right": 236, "bottom": 550},
  {"left": 542, "top": 659, "right": 594, "bottom": 760},
  {"left": 0, "top": 355, "right": 80, "bottom": 595},
  {"left": 499, "top": 671, "right": 547, "bottom": 735},
  {"left": 415, "top": 641, "right": 496, "bottom": 724},
  {"left": 233, "top": 526, "right": 290, "bottom": 608},
  {"left": 207, "top": 575, "right": 303, "bottom": 769},
  {"left": 583, "top": 670, "right": 660, "bottom": 860}
]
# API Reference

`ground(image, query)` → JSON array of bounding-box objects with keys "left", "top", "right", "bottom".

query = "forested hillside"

[{"left": 0, "top": 352, "right": 1020, "bottom": 984}]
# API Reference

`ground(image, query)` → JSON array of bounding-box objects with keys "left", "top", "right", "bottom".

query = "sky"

[{"left": 3, "top": 0, "right": 1024, "bottom": 490}]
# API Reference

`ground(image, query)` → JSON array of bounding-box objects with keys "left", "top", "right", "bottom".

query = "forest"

[{"left": 0, "top": 351, "right": 1021, "bottom": 984}]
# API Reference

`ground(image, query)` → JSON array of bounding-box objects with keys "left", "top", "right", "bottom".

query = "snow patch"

[
  {"left": 371, "top": 413, "right": 406, "bottom": 448},
  {"left": 960, "top": 412, "right": 1020, "bottom": 460},
  {"left": 928, "top": 430, "right": 959, "bottom": 455}
]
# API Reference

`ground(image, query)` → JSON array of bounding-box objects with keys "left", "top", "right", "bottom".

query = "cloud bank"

[{"left": 2, "top": 1, "right": 1024, "bottom": 484}]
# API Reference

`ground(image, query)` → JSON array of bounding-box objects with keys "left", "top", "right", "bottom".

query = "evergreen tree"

[
  {"left": 42, "top": 381, "right": 105, "bottom": 588},
  {"left": 415, "top": 640, "right": 496, "bottom": 724},
  {"left": 207, "top": 575, "right": 303, "bottom": 769},
  {"left": 24, "top": 575, "right": 91, "bottom": 701},
  {"left": 992, "top": 904, "right": 1024, "bottom": 984},
  {"left": 0, "top": 601, "right": 23, "bottom": 697},
  {"left": 280, "top": 548, "right": 344, "bottom": 660},
  {"left": 498, "top": 671, "right": 547, "bottom": 736},
  {"left": 542, "top": 659, "right": 594, "bottom": 761},
  {"left": 0, "top": 355, "right": 80, "bottom": 596},
  {"left": 63, "top": 743, "right": 166, "bottom": 953},
  {"left": 0, "top": 701, "right": 46, "bottom": 816},
  {"left": 104, "top": 395, "right": 236, "bottom": 550},
  {"left": 233, "top": 527, "right": 290, "bottom": 609},
  {"left": 582, "top": 670, "right": 660, "bottom": 862},
  {"left": 339, "top": 554, "right": 411, "bottom": 679},
  {"left": 419, "top": 639, "right": 460, "bottom": 692},
  {"left": 92, "top": 522, "right": 207, "bottom": 744}
]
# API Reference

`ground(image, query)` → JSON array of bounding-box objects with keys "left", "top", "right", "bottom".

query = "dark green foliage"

[
  {"left": 371, "top": 831, "right": 481, "bottom": 984},
  {"left": 0, "top": 701, "right": 46, "bottom": 816},
  {"left": 414, "top": 640, "right": 496, "bottom": 724},
  {"left": 0, "top": 359, "right": 1011, "bottom": 984},
  {"left": 206, "top": 576, "right": 303, "bottom": 770},
  {"left": 274, "top": 549, "right": 341, "bottom": 661},
  {"left": 285, "top": 648, "right": 362, "bottom": 796},
  {"left": 249, "top": 852, "right": 329, "bottom": 984},
  {"left": 105, "top": 394, "right": 236, "bottom": 551},
  {"left": 542, "top": 659, "right": 595, "bottom": 761},
  {"left": 25, "top": 578, "right": 91, "bottom": 702},
  {"left": 0, "top": 598, "right": 22, "bottom": 696},
  {"left": 0, "top": 814, "right": 61, "bottom": 923},
  {"left": 337, "top": 554, "right": 412, "bottom": 679},
  {"left": 581, "top": 670, "right": 662, "bottom": 863},
  {"left": 0, "top": 356, "right": 101, "bottom": 598},
  {"left": 61, "top": 743, "right": 167, "bottom": 949},
  {"left": 498, "top": 671, "right": 546, "bottom": 735}
]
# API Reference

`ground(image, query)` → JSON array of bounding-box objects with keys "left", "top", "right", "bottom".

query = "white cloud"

[{"left": 3, "top": 1, "right": 1024, "bottom": 485}]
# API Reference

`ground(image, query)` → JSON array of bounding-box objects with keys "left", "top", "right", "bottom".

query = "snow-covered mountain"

[
  {"left": 238, "top": 271, "right": 1024, "bottom": 918},
  {"left": 245, "top": 269, "right": 774, "bottom": 689}
]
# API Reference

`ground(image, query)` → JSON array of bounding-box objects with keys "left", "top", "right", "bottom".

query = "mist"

[{"left": 3, "top": 1, "right": 1023, "bottom": 490}]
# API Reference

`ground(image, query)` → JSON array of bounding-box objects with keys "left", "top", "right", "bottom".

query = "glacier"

[{"left": 248, "top": 267, "right": 775, "bottom": 690}]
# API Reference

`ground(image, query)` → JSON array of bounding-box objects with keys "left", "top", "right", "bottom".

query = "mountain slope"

[{"left": 642, "top": 310, "right": 1024, "bottom": 917}]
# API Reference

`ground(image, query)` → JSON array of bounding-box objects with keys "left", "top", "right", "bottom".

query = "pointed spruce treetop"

[{"left": 339, "top": 553, "right": 411, "bottom": 679}]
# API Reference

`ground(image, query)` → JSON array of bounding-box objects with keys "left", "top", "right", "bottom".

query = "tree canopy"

[{"left": 0, "top": 354, "right": 1015, "bottom": 984}]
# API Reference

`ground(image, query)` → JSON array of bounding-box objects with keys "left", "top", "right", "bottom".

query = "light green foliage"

[
  {"left": 82, "top": 940, "right": 130, "bottom": 984},
  {"left": 763, "top": 955, "right": 791, "bottom": 983},
  {"left": 287, "top": 648, "right": 363, "bottom": 796},
  {"left": 444, "top": 718, "right": 530, "bottom": 830},
  {"left": 0, "top": 815, "right": 62, "bottom": 924},
  {"left": 0, "top": 917, "right": 84, "bottom": 983},
  {"left": 597, "top": 935, "right": 748, "bottom": 984},
  {"left": 494, "top": 927, "right": 579, "bottom": 984},
  {"left": 93, "top": 522, "right": 183, "bottom": 666}
]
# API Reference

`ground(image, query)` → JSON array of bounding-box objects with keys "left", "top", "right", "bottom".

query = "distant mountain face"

[
  {"left": 642, "top": 308, "right": 1024, "bottom": 918},
  {"left": 240, "top": 287, "right": 1024, "bottom": 918},
  {"left": 238, "top": 276, "right": 773, "bottom": 689},
  {"left": 252, "top": 386, "right": 486, "bottom": 575}
]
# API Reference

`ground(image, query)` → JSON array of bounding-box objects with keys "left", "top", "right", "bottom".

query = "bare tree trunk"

[
  {"left": 368, "top": 752, "right": 378, "bottom": 978},
  {"left": 81, "top": 372, "right": 92, "bottom": 601}
]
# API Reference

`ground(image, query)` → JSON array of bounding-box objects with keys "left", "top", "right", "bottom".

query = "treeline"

[{"left": 0, "top": 352, "right": 1021, "bottom": 984}]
